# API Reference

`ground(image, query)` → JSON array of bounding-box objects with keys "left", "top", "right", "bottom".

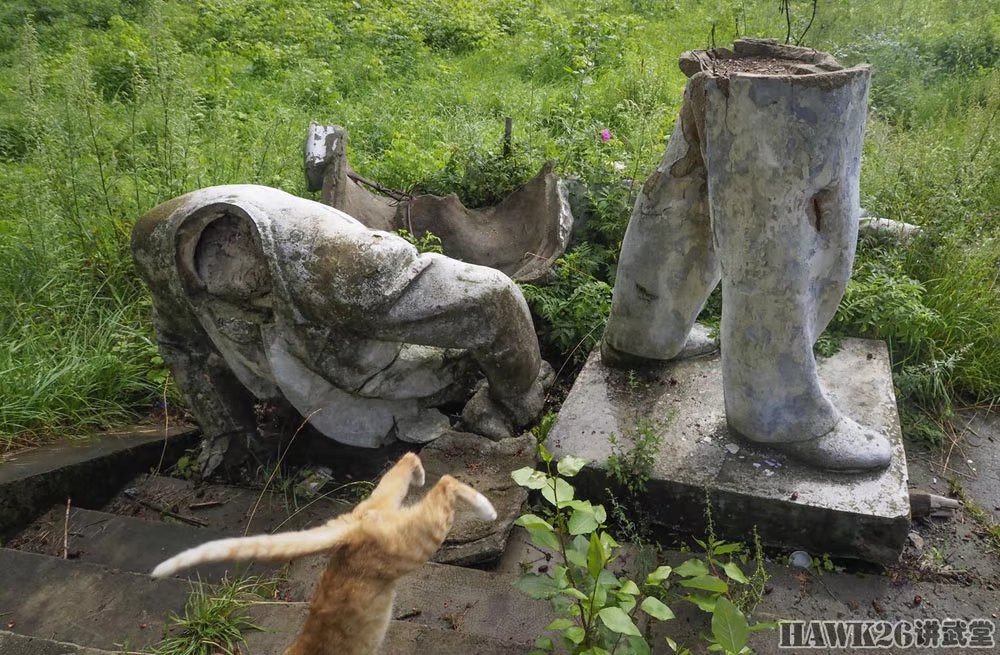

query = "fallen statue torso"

[{"left": 132, "top": 185, "right": 546, "bottom": 476}]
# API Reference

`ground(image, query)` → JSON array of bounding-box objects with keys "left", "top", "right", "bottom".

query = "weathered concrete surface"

[
  {"left": 603, "top": 39, "right": 890, "bottom": 471},
  {"left": 0, "top": 632, "right": 114, "bottom": 655},
  {"left": 8, "top": 507, "right": 269, "bottom": 583},
  {"left": 102, "top": 472, "right": 353, "bottom": 535},
  {"left": 549, "top": 338, "right": 910, "bottom": 564},
  {"left": 244, "top": 603, "right": 533, "bottom": 655},
  {"left": 286, "top": 558, "right": 552, "bottom": 643},
  {"left": 904, "top": 408, "right": 1000, "bottom": 584},
  {"left": 0, "top": 548, "right": 190, "bottom": 651},
  {"left": 0, "top": 546, "right": 540, "bottom": 654},
  {"left": 946, "top": 409, "right": 1000, "bottom": 522},
  {"left": 703, "top": 59, "right": 889, "bottom": 471},
  {"left": 411, "top": 431, "right": 536, "bottom": 565},
  {"left": 0, "top": 424, "right": 198, "bottom": 540},
  {"left": 379, "top": 621, "right": 533, "bottom": 655},
  {"left": 132, "top": 185, "right": 546, "bottom": 474}
]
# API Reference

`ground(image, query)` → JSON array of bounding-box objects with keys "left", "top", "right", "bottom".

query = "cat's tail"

[{"left": 151, "top": 522, "right": 354, "bottom": 579}]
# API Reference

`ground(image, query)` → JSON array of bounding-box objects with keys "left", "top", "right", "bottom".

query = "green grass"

[
  {"left": 948, "top": 478, "right": 1000, "bottom": 557},
  {"left": 0, "top": 0, "right": 997, "bottom": 448},
  {"left": 150, "top": 575, "right": 275, "bottom": 655}
]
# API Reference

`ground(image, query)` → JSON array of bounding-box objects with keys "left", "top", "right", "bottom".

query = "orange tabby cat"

[{"left": 151, "top": 452, "right": 496, "bottom": 655}]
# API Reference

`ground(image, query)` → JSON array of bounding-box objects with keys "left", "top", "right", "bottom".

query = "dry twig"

[
  {"left": 124, "top": 489, "right": 208, "bottom": 527},
  {"left": 346, "top": 171, "right": 410, "bottom": 202},
  {"left": 62, "top": 497, "right": 71, "bottom": 559},
  {"left": 188, "top": 500, "right": 225, "bottom": 511}
]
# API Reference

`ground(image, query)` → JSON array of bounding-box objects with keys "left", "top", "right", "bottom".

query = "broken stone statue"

[
  {"left": 304, "top": 123, "right": 573, "bottom": 283},
  {"left": 601, "top": 39, "right": 891, "bottom": 472},
  {"left": 132, "top": 185, "right": 549, "bottom": 477}
]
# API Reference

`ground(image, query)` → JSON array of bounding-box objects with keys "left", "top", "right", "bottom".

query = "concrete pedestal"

[{"left": 548, "top": 338, "right": 910, "bottom": 564}]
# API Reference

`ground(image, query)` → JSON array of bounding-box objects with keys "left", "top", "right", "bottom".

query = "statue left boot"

[{"left": 599, "top": 73, "right": 721, "bottom": 367}]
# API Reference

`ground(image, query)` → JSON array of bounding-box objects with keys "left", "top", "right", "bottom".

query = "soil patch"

[{"left": 709, "top": 55, "right": 806, "bottom": 76}]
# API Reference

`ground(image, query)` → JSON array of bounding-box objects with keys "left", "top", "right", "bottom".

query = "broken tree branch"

[
  {"left": 189, "top": 500, "right": 225, "bottom": 511},
  {"left": 346, "top": 171, "right": 410, "bottom": 202},
  {"left": 124, "top": 489, "right": 208, "bottom": 527}
]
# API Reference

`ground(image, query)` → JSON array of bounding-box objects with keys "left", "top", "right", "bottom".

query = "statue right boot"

[{"left": 700, "top": 64, "right": 891, "bottom": 472}]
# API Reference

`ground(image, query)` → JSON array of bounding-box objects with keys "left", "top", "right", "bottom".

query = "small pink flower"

[{"left": 600, "top": 128, "right": 612, "bottom": 142}]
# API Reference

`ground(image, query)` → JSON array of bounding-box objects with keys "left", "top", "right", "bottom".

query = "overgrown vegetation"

[
  {"left": 0, "top": 1, "right": 997, "bottom": 448},
  {"left": 512, "top": 448, "right": 774, "bottom": 654},
  {"left": 607, "top": 420, "right": 664, "bottom": 500},
  {"left": 151, "top": 575, "right": 274, "bottom": 655},
  {"left": 948, "top": 478, "right": 1000, "bottom": 556},
  {"left": 521, "top": 244, "right": 613, "bottom": 363},
  {"left": 396, "top": 228, "right": 444, "bottom": 254}
]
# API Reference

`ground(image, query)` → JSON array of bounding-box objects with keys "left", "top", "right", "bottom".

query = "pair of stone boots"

[{"left": 600, "top": 41, "right": 891, "bottom": 473}]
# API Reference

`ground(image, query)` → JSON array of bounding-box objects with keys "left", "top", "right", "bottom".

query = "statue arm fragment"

[
  {"left": 289, "top": 225, "right": 546, "bottom": 433},
  {"left": 366, "top": 253, "right": 542, "bottom": 403}
]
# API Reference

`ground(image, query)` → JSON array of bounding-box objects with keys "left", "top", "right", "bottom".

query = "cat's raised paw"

[
  {"left": 470, "top": 490, "right": 497, "bottom": 521},
  {"left": 402, "top": 452, "right": 426, "bottom": 487}
]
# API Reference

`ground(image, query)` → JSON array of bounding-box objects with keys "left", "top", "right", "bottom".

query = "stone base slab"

[{"left": 548, "top": 338, "right": 910, "bottom": 564}]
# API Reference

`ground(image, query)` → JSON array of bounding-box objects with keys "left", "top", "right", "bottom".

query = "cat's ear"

[
  {"left": 358, "top": 452, "right": 424, "bottom": 512},
  {"left": 410, "top": 455, "right": 425, "bottom": 487}
]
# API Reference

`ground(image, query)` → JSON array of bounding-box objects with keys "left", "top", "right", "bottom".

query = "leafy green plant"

[
  {"left": 418, "top": 144, "right": 534, "bottom": 208},
  {"left": 895, "top": 344, "right": 970, "bottom": 415},
  {"left": 604, "top": 490, "right": 649, "bottom": 551},
  {"left": 405, "top": 0, "right": 501, "bottom": 53},
  {"left": 532, "top": 411, "right": 559, "bottom": 444},
  {"left": 170, "top": 451, "right": 200, "bottom": 481},
  {"left": 665, "top": 519, "right": 775, "bottom": 655},
  {"left": 833, "top": 253, "right": 944, "bottom": 352},
  {"left": 663, "top": 596, "right": 763, "bottom": 655},
  {"left": 605, "top": 418, "right": 663, "bottom": 582},
  {"left": 899, "top": 404, "right": 950, "bottom": 449},
  {"left": 607, "top": 420, "right": 663, "bottom": 499},
  {"left": 813, "top": 332, "right": 843, "bottom": 358},
  {"left": 521, "top": 244, "right": 613, "bottom": 363},
  {"left": 511, "top": 448, "right": 775, "bottom": 655},
  {"left": 396, "top": 228, "right": 444, "bottom": 254},
  {"left": 525, "top": 3, "right": 637, "bottom": 83},
  {"left": 810, "top": 553, "right": 835, "bottom": 575},
  {"left": 512, "top": 447, "right": 675, "bottom": 654},
  {"left": 676, "top": 502, "right": 771, "bottom": 617}
]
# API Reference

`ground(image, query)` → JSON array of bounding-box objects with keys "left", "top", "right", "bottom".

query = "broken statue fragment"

[
  {"left": 132, "top": 185, "right": 547, "bottom": 477},
  {"left": 304, "top": 123, "right": 573, "bottom": 283},
  {"left": 601, "top": 40, "right": 892, "bottom": 472}
]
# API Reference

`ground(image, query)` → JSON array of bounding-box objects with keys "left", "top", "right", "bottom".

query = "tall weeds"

[{"left": 0, "top": 0, "right": 997, "bottom": 448}]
